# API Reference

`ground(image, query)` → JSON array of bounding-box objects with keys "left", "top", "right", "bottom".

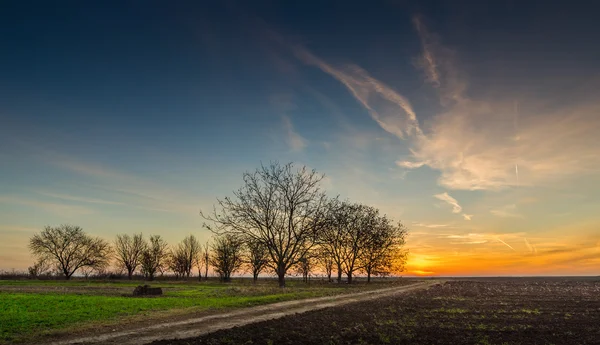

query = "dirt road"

[{"left": 51, "top": 281, "right": 437, "bottom": 345}]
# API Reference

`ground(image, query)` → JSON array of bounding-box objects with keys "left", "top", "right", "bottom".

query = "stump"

[{"left": 132, "top": 285, "right": 163, "bottom": 296}]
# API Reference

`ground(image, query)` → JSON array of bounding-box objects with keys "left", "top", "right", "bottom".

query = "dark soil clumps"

[{"left": 133, "top": 285, "right": 163, "bottom": 296}]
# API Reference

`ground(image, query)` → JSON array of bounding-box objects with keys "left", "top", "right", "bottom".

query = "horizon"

[{"left": 1, "top": 1, "right": 599, "bottom": 276}]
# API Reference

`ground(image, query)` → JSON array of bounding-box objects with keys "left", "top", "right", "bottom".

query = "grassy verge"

[{"left": 0, "top": 278, "right": 406, "bottom": 343}]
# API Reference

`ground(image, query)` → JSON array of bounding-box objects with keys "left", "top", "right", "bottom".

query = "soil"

[
  {"left": 47, "top": 281, "right": 434, "bottom": 345},
  {"left": 152, "top": 278, "right": 600, "bottom": 345}
]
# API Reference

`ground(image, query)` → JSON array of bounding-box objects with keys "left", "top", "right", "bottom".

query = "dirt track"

[{"left": 51, "top": 281, "right": 436, "bottom": 345}]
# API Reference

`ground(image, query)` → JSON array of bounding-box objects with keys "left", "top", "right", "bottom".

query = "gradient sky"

[{"left": 1, "top": 1, "right": 599, "bottom": 276}]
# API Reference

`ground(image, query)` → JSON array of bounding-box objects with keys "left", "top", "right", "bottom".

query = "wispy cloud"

[
  {"left": 413, "top": 15, "right": 441, "bottom": 88},
  {"left": 434, "top": 192, "right": 462, "bottom": 213},
  {"left": 433, "top": 192, "right": 472, "bottom": 220},
  {"left": 490, "top": 204, "right": 523, "bottom": 218},
  {"left": 274, "top": 12, "right": 600, "bottom": 192},
  {"left": 524, "top": 238, "right": 537, "bottom": 254},
  {"left": 0, "top": 195, "right": 94, "bottom": 217},
  {"left": 282, "top": 115, "right": 307, "bottom": 151},
  {"left": 397, "top": 16, "right": 600, "bottom": 191},
  {"left": 413, "top": 222, "right": 451, "bottom": 229},
  {"left": 30, "top": 150, "right": 204, "bottom": 215},
  {"left": 270, "top": 93, "right": 307, "bottom": 152},
  {"left": 496, "top": 237, "right": 516, "bottom": 251},
  {"left": 35, "top": 191, "right": 126, "bottom": 206},
  {"left": 292, "top": 45, "right": 422, "bottom": 140}
]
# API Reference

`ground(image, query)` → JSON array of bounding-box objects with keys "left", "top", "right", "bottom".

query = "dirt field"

[{"left": 151, "top": 278, "right": 600, "bottom": 345}]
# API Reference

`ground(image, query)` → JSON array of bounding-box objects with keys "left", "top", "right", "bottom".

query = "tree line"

[{"left": 29, "top": 162, "right": 407, "bottom": 286}]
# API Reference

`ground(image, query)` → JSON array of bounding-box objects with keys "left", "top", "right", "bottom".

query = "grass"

[{"left": 0, "top": 278, "right": 394, "bottom": 343}]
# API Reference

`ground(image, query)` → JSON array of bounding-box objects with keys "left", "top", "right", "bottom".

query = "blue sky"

[{"left": 1, "top": 1, "right": 600, "bottom": 275}]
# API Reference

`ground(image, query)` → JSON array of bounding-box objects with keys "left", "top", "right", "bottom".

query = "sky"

[{"left": 1, "top": 1, "right": 599, "bottom": 276}]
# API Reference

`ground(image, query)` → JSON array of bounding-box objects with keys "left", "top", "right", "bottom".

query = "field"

[
  {"left": 0, "top": 278, "right": 402, "bottom": 344},
  {"left": 153, "top": 278, "right": 600, "bottom": 345}
]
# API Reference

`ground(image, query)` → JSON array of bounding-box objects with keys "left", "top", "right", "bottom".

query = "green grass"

[{"left": 0, "top": 279, "right": 391, "bottom": 343}]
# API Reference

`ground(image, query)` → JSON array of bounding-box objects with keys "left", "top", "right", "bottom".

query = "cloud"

[
  {"left": 0, "top": 195, "right": 94, "bottom": 217},
  {"left": 292, "top": 45, "right": 422, "bottom": 140},
  {"left": 434, "top": 192, "right": 462, "bottom": 213},
  {"left": 433, "top": 192, "right": 475, "bottom": 221},
  {"left": 524, "top": 238, "right": 537, "bottom": 254},
  {"left": 29, "top": 150, "right": 204, "bottom": 215},
  {"left": 399, "top": 17, "right": 600, "bottom": 191},
  {"left": 270, "top": 93, "right": 307, "bottom": 152},
  {"left": 443, "top": 232, "right": 525, "bottom": 251},
  {"left": 495, "top": 237, "right": 516, "bottom": 251},
  {"left": 413, "top": 15, "right": 441, "bottom": 88},
  {"left": 35, "top": 191, "right": 126, "bottom": 206},
  {"left": 413, "top": 222, "right": 451, "bottom": 229},
  {"left": 396, "top": 160, "right": 426, "bottom": 169},
  {"left": 284, "top": 14, "right": 600, "bottom": 192},
  {"left": 282, "top": 115, "right": 307, "bottom": 151},
  {"left": 490, "top": 204, "right": 523, "bottom": 218}
]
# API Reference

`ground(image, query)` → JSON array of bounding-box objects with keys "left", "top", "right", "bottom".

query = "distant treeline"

[{"left": 26, "top": 162, "right": 408, "bottom": 286}]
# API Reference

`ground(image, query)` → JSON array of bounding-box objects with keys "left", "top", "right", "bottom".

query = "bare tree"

[
  {"left": 114, "top": 233, "right": 146, "bottom": 280},
  {"left": 196, "top": 246, "right": 204, "bottom": 282},
  {"left": 319, "top": 201, "right": 374, "bottom": 284},
  {"left": 246, "top": 239, "right": 269, "bottom": 283},
  {"left": 294, "top": 252, "right": 313, "bottom": 283},
  {"left": 169, "top": 235, "right": 201, "bottom": 279},
  {"left": 202, "top": 162, "right": 329, "bottom": 287},
  {"left": 359, "top": 216, "right": 408, "bottom": 282},
  {"left": 202, "top": 241, "right": 210, "bottom": 280},
  {"left": 209, "top": 234, "right": 244, "bottom": 282},
  {"left": 29, "top": 225, "right": 111, "bottom": 280},
  {"left": 28, "top": 258, "right": 51, "bottom": 278},
  {"left": 315, "top": 247, "right": 334, "bottom": 282},
  {"left": 140, "top": 235, "right": 168, "bottom": 281}
]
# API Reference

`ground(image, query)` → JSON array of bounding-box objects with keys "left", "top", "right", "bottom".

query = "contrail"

[
  {"left": 496, "top": 237, "right": 516, "bottom": 251},
  {"left": 524, "top": 238, "right": 532, "bottom": 252},
  {"left": 515, "top": 164, "right": 519, "bottom": 186}
]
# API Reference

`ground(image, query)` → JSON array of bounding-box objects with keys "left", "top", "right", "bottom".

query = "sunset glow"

[{"left": 1, "top": 2, "right": 599, "bottom": 276}]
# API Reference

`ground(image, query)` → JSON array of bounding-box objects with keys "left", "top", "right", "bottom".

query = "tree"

[
  {"left": 196, "top": 245, "right": 204, "bottom": 282},
  {"left": 294, "top": 252, "right": 313, "bottom": 283},
  {"left": 140, "top": 235, "right": 168, "bottom": 281},
  {"left": 319, "top": 201, "right": 375, "bottom": 284},
  {"left": 28, "top": 258, "right": 50, "bottom": 278},
  {"left": 169, "top": 235, "right": 201, "bottom": 279},
  {"left": 29, "top": 225, "right": 111, "bottom": 280},
  {"left": 246, "top": 239, "right": 269, "bottom": 283},
  {"left": 114, "top": 233, "right": 146, "bottom": 280},
  {"left": 317, "top": 199, "right": 346, "bottom": 283},
  {"left": 202, "top": 241, "right": 210, "bottom": 280},
  {"left": 202, "top": 162, "right": 330, "bottom": 287},
  {"left": 209, "top": 234, "right": 244, "bottom": 282},
  {"left": 359, "top": 216, "right": 408, "bottom": 282},
  {"left": 315, "top": 247, "right": 334, "bottom": 282}
]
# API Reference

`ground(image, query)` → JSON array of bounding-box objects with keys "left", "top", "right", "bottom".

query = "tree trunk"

[
  {"left": 128, "top": 270, "right": 133, "bottom": 280},
  {"left": 367, "top": 268, "right": 372, "bottom": 283},
  {"left": 253, "top": 272, "right": 258, "bottom": 283},
  {"left": 336, "top": 265, "right": 342, "bottom": 284},
  {"left": 327, "top": 271, "right": 332, "bottom": 282},
  {"left": 347, "top": 271, "right": 353, "bottom": 284},
  {"left": 277, "top": 264, "right": 286, "bottom": 288}
]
